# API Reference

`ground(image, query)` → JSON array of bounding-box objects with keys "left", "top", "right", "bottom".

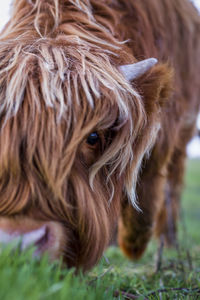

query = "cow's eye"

[{"left": 87, "top": 132, "right": 100, "bottom": 146}]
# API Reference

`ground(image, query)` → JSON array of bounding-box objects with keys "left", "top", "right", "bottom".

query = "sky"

[
  {"left": 193, "top": 0, "right": 200, "bottom": 10},
  {"left": 0, "top": 1, "right": 12, "bottom": 30},
  {"left": 0, "top": 0, "right": 200, "bottom": 156}
]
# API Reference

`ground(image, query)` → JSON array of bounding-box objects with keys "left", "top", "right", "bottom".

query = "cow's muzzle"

[{"left": 0, "top": 218, "right": 65, "bottom": 260}]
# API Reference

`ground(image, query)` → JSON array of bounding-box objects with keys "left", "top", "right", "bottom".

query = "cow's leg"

[
  {"left": 155, "top": 121, "right": 197, "bottom": 245},
  {"left": 154, "top": 148, "right": 186, "bottom": 246},
  {"left": 118, "top": 158, "right": 168, "bottom": 259}
]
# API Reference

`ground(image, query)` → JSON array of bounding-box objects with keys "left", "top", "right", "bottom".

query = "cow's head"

[{"left": 0, "top": 1, "right": 172, "bottom": 271}]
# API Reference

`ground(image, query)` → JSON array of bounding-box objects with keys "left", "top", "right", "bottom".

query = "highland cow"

[{"left": 0, "top": 0, "right": 199, "bottom": 271}]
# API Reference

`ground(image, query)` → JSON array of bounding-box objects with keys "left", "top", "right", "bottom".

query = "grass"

[{"left": 0, "top": 159, "right": 199, "bottom": 300}]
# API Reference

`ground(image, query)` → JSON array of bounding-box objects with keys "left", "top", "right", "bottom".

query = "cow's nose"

[
  {"left": 0, "top": 225, "right": 49, "bottom": 253},
  {"left": 0, "top": 218, "right": 65, "bottom": 260}
]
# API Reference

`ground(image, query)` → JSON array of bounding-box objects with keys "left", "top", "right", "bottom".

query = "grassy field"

[{"left": 0, "top": 159, "right": 199, "bottom": 300}]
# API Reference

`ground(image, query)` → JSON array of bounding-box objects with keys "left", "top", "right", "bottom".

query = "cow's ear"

[
  {"left": 119, "top": 60, "right": 173, "bottom": 111},
  {"left": 134, "top": 63, "right": 173, "bottom": 111}
]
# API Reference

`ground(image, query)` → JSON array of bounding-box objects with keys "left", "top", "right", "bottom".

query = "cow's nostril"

[
  {"left": 35, "top": 226, "right": 49, "bottom": 248},
  {"left": 21, "top": 226, "right": 48, "bottom": 251}
]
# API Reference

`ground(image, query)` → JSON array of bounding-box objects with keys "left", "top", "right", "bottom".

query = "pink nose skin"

[
  {"left": 0, "top": 219, "right": 65, "bottom": 260},
  {"left": 0, "top": 226, "right": 48, "bottom": 254}
]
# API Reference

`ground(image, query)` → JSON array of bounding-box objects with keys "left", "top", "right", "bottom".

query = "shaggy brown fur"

[{"left": 0, "top": 0, "right": 199, "bottom": 270}]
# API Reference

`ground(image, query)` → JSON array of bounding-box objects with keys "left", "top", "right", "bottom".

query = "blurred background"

[{"left": 0, "top": 0, "right": 199, "bottom": 158}]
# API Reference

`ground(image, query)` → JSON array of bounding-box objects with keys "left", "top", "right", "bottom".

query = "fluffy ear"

[
  {"left": 118, "top": 63, "right": 174, "bottom": 260},
  {"left": 135, "top": 63, "right": 174, "bottom": 115}
]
